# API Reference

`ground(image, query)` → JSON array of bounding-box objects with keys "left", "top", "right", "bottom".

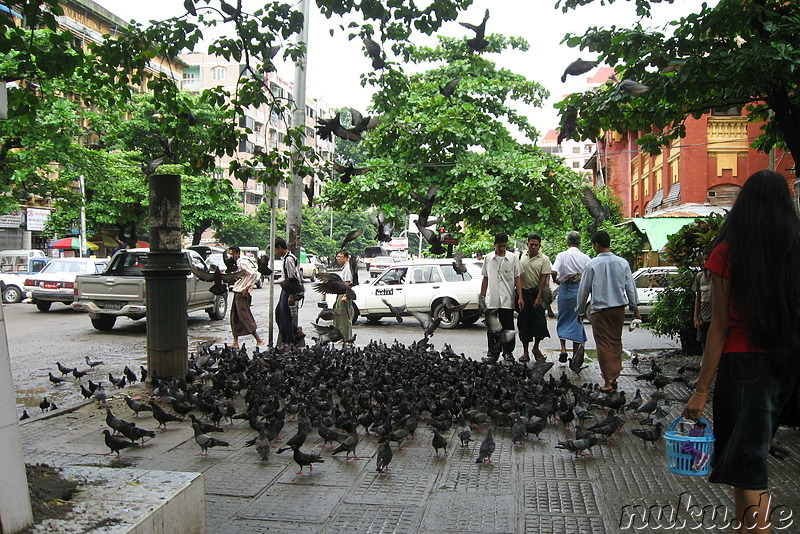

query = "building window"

[
  {"left": 572, "top": 161, "right": 581, "bottom": 169},
  {"left": 211, "top": 66, "right": 226, "bottom": 80},
  {"left": 238, "top": 140, "right": 255, "bottom": 153},
  {"left": 573, "top": 147, "right": 581, "bottom": 154},
  {"left": 183, "top": 72, "right": 196, "bottom": 82},
  {"left": 584, "top": 144, "right": 593, "bottom": 153}
]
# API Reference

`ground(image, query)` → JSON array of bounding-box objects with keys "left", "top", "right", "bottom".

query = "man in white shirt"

[
  {"left": 227, "top": 246, "right": 264, "bottom": 349},
  {"left": 479, "top": 232, "right": 524, "bottom": 362}
]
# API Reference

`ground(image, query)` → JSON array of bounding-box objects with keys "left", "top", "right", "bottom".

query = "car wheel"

[
  {"left": 208, "top": 293, "right": 228, "bottom": 320},
  {"left": 460, "top": 312, "right": 480, "bottom": 325},
  {"left": 351, "top": 303, "right": 360, "bottom": 325},
  {"left": 35, "top": 301, "right": 52, "bottom": 312},
  {"left": 255, "top": 276, "right": 263, "bottom": 289},
  {"left": 309, "top": 269, "right": 316, "bottom": 282},
  {"left": 91, "top": 315, "right": 117, "bottom": 331},
  {"left": 434, "top": 302, "right": 462, "bottom": 329},
  {"left": 2, "top": 285, "right": 23, "bottom": 304},
  {"left": 366, "top": 313, "right": 382, "bottom": 324}
]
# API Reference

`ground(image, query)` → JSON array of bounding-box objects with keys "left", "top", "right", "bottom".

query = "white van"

[{"left": 0, "top": 249, "right": 49, "bottom": 303}]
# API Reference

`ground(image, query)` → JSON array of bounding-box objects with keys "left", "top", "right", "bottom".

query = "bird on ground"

[
  {"left": 139, "top": 366, "right": 148, "bottom": 382},
  {"left": 460, "top": 9, "right": 490, "bottom": 53},
  {"left": 72, "top": 368, "right": 89, "bottom": 381},
  {"left": 432, "top": 429, "right": 448, "bottom": 457},
  {"left": 386, "top": 427, "right": 409, "bottom": 450},
  {"left": 108, "top": 372, "right": 126, "bottom": 389},
  {"left": 102, "top": 429, "right": 139, "bottom": 458},
  {"left": 561, "top": 59, "right": 599, "bottom": 82},
  {"left": 631, "top": 353, "right": 640, "bottom": 367},
  {"left": 511, "top": 417, "right": 526, "bottom": 445},
  {"left": 440, "top": 77, "right": 461, "bottom": 97},
  {"left": 333, "top": 161, "right": 372, "bottom": 184},
  {"left": 124, "top": 396, "right": 152, "bottom": 417},
  {"left": 56, "top": 361, "right": 75, "bottom": 377},
  {"left": 556, "top": 435, "right": 604, "bottom": 458},
  {"left": 376, "top": 440, "right": 393, "bottom": 473},
  {"left": 92, "top": 385, "right": 108, "bottom": 405},
  {"left": 617, "top": 79, "right": 651, "bottom": 95},
  {"left": 148, "top": 400, "right": 184, "bottom": 429},
  {"left": 381, "top": 299, "right": 406, "bottom": 323},
  {"left": 459, "top": 429, "right": 473, "bottom": 447},
  {"left": 476, "top": 427, "right": 495, "bottom": 463},
  {"left": 312, "top": 324, "right": 343, "bottom": 347},
  {"left": 85, "top": 356, "right": 104, "bottom": 368},
  {"left": 48, "top": 372, "right": 65, "bottom": 386},
  {"left": 39, "top": 397, "right": 50, "bottom": 412},
  {"left": 362, "top": 36, "right": 386, "bottom": 69},
  {"left": 189, "top": 414, "right": 224, "bottom": 434},
  {"left": 123, "top": 366, "right": 137, "bottom": 384},
  {"left": 105, "top": 409, "right": 135, "bottom": 436},
  {"left": 192, "top": 423, "right": 230, "bottom": 456},
  {"left": 287, "top": 443, "right": 325, "bottom": 475},
  {"left": 369, "top": 210, "right": 394, "bottom": 243},
  {"left": 246, "top": 427, "right": 271, "bottom": 462},
  {"left": 277, "top": 426, "right": 309, "bottom": 454},
  {"left": 631, "top": 422, "right": 664, "bottom": 449},
  {"left": 332, "top": 427, "right": 360, "bottom": 459},
  {"left": 340, "top": 229, "right": 363, "bottom": 249},
  {"left": 20, "top": 410, "right": 30, "bottom": 421},
  {"left": 581, "top": 188, "right": 611, "bottom": 234},
  {"left": 118, "top": 423, "right": 156, "bottom": 444}
]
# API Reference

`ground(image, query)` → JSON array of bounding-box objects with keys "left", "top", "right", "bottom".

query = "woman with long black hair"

[{"left": 683, "top": 169, "right": 800, "bottom": 533}]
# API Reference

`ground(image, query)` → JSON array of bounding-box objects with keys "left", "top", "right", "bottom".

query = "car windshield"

[{"left": 40, "top": 260, "right": 90, "bottom": 274}]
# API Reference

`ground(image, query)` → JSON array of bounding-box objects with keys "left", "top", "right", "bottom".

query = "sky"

[{"left": 98, "top": 0, "right": 713, "bottom": 138}]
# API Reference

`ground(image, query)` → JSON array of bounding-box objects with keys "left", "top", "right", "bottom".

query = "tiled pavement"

[{"left": 19, "top": 351, "right": 800, "bottom": 533}]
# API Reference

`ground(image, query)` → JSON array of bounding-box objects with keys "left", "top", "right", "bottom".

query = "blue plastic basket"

[{"left": 664, "top": 416, "right": 714, "bottom": 476}]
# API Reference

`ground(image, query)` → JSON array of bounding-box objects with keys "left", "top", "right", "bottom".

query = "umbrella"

[
  {"left": 135, "top": 240, "right": 149, "bottom": 248},
  {"left": 50, "top": 237, "right": 99, "bottom": 250},
  {"left": 89, "top": 235, "right": 120, "bottom": 248}
]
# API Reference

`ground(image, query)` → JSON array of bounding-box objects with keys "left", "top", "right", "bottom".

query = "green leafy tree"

[
  {"left": 556, "top": 0, "right": 800, "bottom": 173},
  {"left": 322, "top": 35, "right": 586, "bottom": 241}
]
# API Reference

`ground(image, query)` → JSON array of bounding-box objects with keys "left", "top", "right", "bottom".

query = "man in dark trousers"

[
  {"left": 479, "top": 232, "right": 524, "bottom": 362},
  {"left": 518, "top": 233, "right": 551, "bottom": 362},
  {"left": 274, "top": 238, "right": 304, "bottom": 348},
  {"left": 577, "top": 231, "right": 641, "bottom": 392}
]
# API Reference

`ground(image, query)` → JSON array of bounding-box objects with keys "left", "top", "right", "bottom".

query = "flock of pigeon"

[{"left": 25, "top": 337, "right": 706, "bottom": 475}]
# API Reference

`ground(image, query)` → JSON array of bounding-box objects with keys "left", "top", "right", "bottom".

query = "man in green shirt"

[{"left": 518, "top": 233, "right": 551, "bottom": 362}]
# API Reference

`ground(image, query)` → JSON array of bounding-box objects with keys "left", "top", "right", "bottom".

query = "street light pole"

[{"left": 287, "top": 0, "right": 310, "bottom": 256}]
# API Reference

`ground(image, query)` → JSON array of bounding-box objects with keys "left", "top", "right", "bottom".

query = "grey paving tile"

[
  {"left": 206, "top": 495, "right": 250, "bottom": 533},
  {"left": 204, "top": 461, "right": 285, "bottom": 497},
  {"left": 437, "top": 460, "right": 515, "bottom": 493},
  {"left": 212, "top": 518, "right": 322, "bottom": 533},
  {"left": 238, "top": 483, "right": 343, "bottom": 522},
  {"left": 420, "top": 493, "right": 516, "bottom": 534},
  {"left": 524, "top": 452, "right": 592, "bottom": 480},
  {"left": 346, "top": 469, "right": 436, "bottom": 506},
  {"left": 524, "top": 513, "right": 608, "bottom": 534},
  {"left": 523, "top": 479, "right": 601, "bottom": 516},
  {"left": 323, "top": 503, "right": 422, "bottom": 534}
]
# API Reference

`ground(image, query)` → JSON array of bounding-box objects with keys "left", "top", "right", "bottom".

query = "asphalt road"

[{"left": 6, "top": 267, "right": 679, "bottom": 417}]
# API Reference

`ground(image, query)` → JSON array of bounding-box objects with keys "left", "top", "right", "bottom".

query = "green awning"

[{"left": 627, "top": 217, "right": 700, "bottom": 252}]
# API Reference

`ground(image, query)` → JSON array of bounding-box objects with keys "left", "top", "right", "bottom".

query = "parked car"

[
  {"left": 72, "top": 248, "right": 228, "bottom": 331},
  {"left": 23, "top": 257, "right": 109, "bottom": 311},
  {"left": 0, "top": 249, "right": 50, "bottom": 303},
  {"left": 351, "top": 259, "right": 483, "bottom": 329},
  {"left": 633, "top": 266, "right": 680, "bottom": 317},
  {"left": 369, "top": 256, "right": 395, "bottom": 277},
  {"left": 299, "top": 253, "right": 325, "bottom": 281}
]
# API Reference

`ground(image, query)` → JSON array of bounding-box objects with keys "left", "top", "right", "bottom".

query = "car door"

[
  {"left": 405, "top": 265, "right": 444, "bottom": 312},
  {"left": 187, "top": 251, "right": 211, "bottom": 306},
  {"left": 361, "top": 266, "right": 408, "bottom": 313}
]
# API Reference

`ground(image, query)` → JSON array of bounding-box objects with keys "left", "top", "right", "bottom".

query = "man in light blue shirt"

[{"left": 577, "top": 231, "right": 642, "bottom": 391}]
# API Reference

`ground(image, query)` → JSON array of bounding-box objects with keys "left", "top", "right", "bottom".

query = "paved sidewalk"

[{"left": 19, "top": 349, "right": 800, "bottom": 534}]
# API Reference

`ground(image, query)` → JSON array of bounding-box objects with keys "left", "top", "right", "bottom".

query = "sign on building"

[
  {"left": 26, "top": 208, "right": 50, "bottom": 231},
  {"left": 0, "top": 211, "right": 23, "bottom": 229}
]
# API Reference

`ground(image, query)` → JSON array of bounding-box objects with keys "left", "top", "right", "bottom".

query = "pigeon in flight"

[
  {"left": 362, "top": 36, "right": 386, "bottom": 69},
  {"left": 561, "top": 59, "right": 599, "bottom": 83},
  {"left": 340, "top": 229, "right": 363, "bottom": 249},
  {"left": 382, "top": 299, "right": 406, "bottom": 323},
  {"left": 460, "top": 9, "right": 490, "bottom": 53},
  {"left": 333, "top": 162, "right": 370, "bottom": 184},
  {"left": 440, "top": 77, "right": 461, "bottom": 97},
  {"left": 616, "top": 79, "right": 651, "bottom": 95},
  {"left": 370, "top": 210, "right": 394, "bottom": 243},
  {"left": 581, "top": 187, "right": 610, "bottom": 234}
]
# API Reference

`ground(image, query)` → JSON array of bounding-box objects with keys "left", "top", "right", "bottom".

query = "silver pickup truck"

[{"left": 72, "top": 248, "right": 228, "bottom": 331}]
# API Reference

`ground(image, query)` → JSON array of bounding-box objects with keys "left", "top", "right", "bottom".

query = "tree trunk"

[{"left": 191, "top": 219, "right": 212, "bottom": 245}]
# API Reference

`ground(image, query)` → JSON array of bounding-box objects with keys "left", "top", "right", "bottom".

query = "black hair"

[
  {"left": 567, "top": 231, "right": 581, "bottom": 246},
  {"left": 527, "top": 233, "right": 542, "bottom": 242},
  {"left": 227, "top": 245, "right": 240, "bottom": 254},
  {"left": 337, "top": 250, "right": 349, "bottom": 258},
  {"left": 494, "top": 232, "right": 509, "bottom": 244},
  {"left": 591, "top": 230, "right": 610, "bottom": 248},
  {"left": 716, "top": 169, "right": 800, "bottom": 354},
  {"left": 274, "top": 238, "right": 287, "bottom": 250}
]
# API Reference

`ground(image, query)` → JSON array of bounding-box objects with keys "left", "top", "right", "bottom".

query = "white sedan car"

[
  {"left": 351, "top": 258, "right": 483, "bottom": 329},
  {"left": 24, "top": 257, "right": 109, "bottom": 311}
]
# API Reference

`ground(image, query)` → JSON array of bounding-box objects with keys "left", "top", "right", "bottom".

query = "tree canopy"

[
  {"left": 322, "top": 34, "right": 588, "bottom": 245},
  {"left": 556, "top": 0, "right": 800, "bottom": 173}
]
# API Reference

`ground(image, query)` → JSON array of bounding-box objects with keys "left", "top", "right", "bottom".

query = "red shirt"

[{"left": 706, "top": 242, "right": 764, "bottom": 353}]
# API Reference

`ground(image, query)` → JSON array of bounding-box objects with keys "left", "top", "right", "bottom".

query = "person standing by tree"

[
  {"left": 274, "top": 238, "right": 304, "bottom": 348},
  {"left": 551, "top": 231, "right": 590, "bottom": 364},
  {"left": 479, "top": 232, "right": 524, "bottom": 363},
  {"left": 334, "top": 250, "right": 354, "bottom": 342},
  {"left": 693, "top": 247, "right": 713, "bottom": 351},
  {"left": 518, "top": 233, "right": 551, "bottom": 362},
  {"left": 227, "top": 246, "right": 264, "bottom": 349},
  {"left": 576, "top": 230, "right": 641, "bottom": 392},
  {"left": 683, "top": 170, "right": 800, "bottom": 533}
]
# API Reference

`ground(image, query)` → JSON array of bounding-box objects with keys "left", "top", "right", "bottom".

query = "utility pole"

[{"left": 286, "top": 0, "right": 310, "bottom": 256}]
